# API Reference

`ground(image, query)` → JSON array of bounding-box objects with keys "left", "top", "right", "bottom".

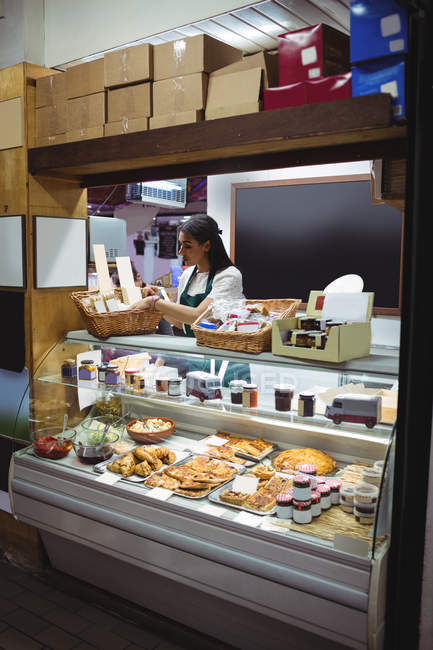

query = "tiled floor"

[{"left": 0, "top": 557, "right": 235, "bottom": 650}]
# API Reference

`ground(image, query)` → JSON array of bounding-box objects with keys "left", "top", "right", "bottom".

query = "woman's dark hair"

[{"left": 180, "top": 215, "right": 233, "bottom": 277}]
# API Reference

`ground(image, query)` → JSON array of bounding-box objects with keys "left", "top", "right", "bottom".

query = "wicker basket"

[
  {"left": 191, "top": 298, "right": 301, "bottom": 354},
  {"left": 71, "top": 288, "right": 162, "bottom": 339}
]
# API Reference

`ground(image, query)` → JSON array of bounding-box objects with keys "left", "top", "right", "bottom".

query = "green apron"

[{"left": 179, "top": 266, "right": 250, "bottom": 386}]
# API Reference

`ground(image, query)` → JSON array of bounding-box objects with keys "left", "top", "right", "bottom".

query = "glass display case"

[{"left": 10, "top": 329, "right": 398, "bottom": 650}]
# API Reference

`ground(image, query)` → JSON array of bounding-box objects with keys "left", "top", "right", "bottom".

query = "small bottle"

[
  {"left": 298, "top": 391, "right": 316, "bottom": 417},
  {"left": 317, "top": 484, "right": 331, "bottom": 510},
  {"left": 134, "top": 373, "right": 146, "bottom": 393},
  {"left": 168, "top": 378, "right": 182, "bottom": 397},
  {"left": 310, "top": 490, "right": 322, "bottom": 517},
  {"left": 293, "top": 475, "right": 311, "bottom": 501},
  {"left": 274, "top": 384, "right": 294, "bottom": 412},
  {"left": 292, "top": 499, "right": 312, "bottom": 524},
  {"left": 229, "top": 380, "right": 246, "bottom": 405},
  {"left": 98, "top": 363, "right": 108, "bottom": 383},
  {"left": 78, "top": 360, "right": 97, "bottom": 381},
  {"left": 242, "top": 383, "right": 258, "bottom": 408},
  {"left": 276, "top": 492, "right": 293, "bottom": 519},
  {"left": 124, "top": 369, "right": 138, "bottom": 391}
]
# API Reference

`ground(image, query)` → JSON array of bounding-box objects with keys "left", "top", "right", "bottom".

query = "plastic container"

[
  {"left": 361, "top": 467, "right": 382, "bottom": 486},
  {"left": 354, "top": 483, "right": 379, "bottom": 504},
  {"left": 340, "top": 483, "right": 357, "bottom": 504}
]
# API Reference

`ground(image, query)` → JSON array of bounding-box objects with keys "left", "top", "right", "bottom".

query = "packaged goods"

[
  {"left": 317, "top": 484, "right": 331, "bottom": 510},
  {"left": 105, "top": 365, "right": 120, "bottom": 385},
  {"left": 104, "top": 117, "right": 148, "bottom": 136},
  {"left": 104, "top": 43, "right": 153, "bottom": 88},
  {"left": 149, "top": 110, "right": 203, "bottom": 129},
  {"left": 350, "top": 0, "right": 408, "bottom": 64},
  {"left": 292, "top": 499, "right": 312, "bottom": 524},
  {"left": 67, "top": 93, "right": 105, "bottom": 131},
  {"left": 276, "top": 492, "right": 293, "bottom": 519},
  {"left": 153, "top": 34, "right": 242, "bottom": 81},
  {"left": 211, "top": 51, "right": 278, "bottom": 89},
  {"left": 310, "top": 491, "right": 322, "bottom": 517},
  {"left": 107, "top": 83, "right": 151, "bottom": 122},
  {"left": 307, "top": 72, "right": 352, "bottom": 104},
  {"left": 242, "top": 383, "right": 258, "bottom": 408},
  {"left": 206, "top": 68, "right": 262, "bottom": 120},
  {"left": 264, "top": 82, "right": 307, "bottom": 110},
  {"left": 278, "top": 24, "right": 349, "bottom": 86},
  {"left": 352, "top": 54, "right": 405, "bottom": 118},
  {"left": 36, "top": 103, "right": 67, "bottom": 138},
  {"left": 274, "top": 384, "right": 294, "bottom": 412},
  {"left": 293, "top": 475, "right": 312, "bottom": 501},
  {"left": 36, "top": 73, "right": 66, "bottom": 108},
  {"left": 354, "top": 483, "right": 379, "bottom": 504},
  {"left": 298, "top": 392, "right": 316, "bottom": 417},
  {"left": 229, "top": 380, "right": 246, "bottom": 405},
  {"left": 153, "top": 73, "right": 208, "bottom": 116},
  {"left": 168, "top": 378, "right": 182, "bottom": 397},
  {"left": 61, "top": 359, "right": 77, "bottom": 378},
  {"left": 78, "top": 360, "right": 97, "bottom": 381},
  {"left": 66, "top": 59, "right": 105, "bottom": 99},
  {"left": 328, "top": 479, "right": 342, "bottom": 505}
]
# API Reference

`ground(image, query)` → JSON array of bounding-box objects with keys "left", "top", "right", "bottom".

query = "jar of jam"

[
  {"left": 98, "top": 363, "right": 109, "bottom": 383},
  {"left": 310, "top": 490, "right": 322, "bottom": 517},
  {"left": 78, "top": 360, "right": 97, "bottom": 381},
  {"left": 276, "top": 492, "right": 293, "bottom": 519},
  {"left": 291, "top": 330, "right": 310, "bottom": 347},
  {"left": 168, "top": 378, "right": 182, "bottom": 397},
  {"left": 317, "top": 484, "right": 331, "bottom": 510},
  {"left": 328, "top": 479, "right": 342, "bottom": 505},
  {"left": 293, "top": 475, "right": 311, "bottom": 501},
  {"left": 61, "top": 358, "right": 77, "bottom": 378},
  {"left": 242, "top": 384, "right": 258, "bottom": 408},
  {"left": 229, "top": 380, "right": 246, "bottom": 404},
  {"left": 105, "top": 365, "right": 120, "bottom": 385},
  {"left": 134, "top": 373, "right": 146, "bottom": 393},
  {"left": 124, "top": 369, "right": 138, "bottom": 390},
  {"left": 292, "top": 499, "right": 312, "bottom": 524},
  {"left": 297, "top": 463, "right": 317, "bottom": 476},
  {"left": 274, "top": 384, "right": 294, "bottom": 412},
  {"left": 307, "top": 331, "right": 327, "bottom": 350},
  {"left": 156, "top": 377, "right": 169, "bottom": 393},
  {"left": 297, "top": 392, "right": 316, "bottom": 417}
]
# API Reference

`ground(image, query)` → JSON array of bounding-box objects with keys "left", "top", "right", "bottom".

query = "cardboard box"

[
  {"left": 150, "top": 110, "right": 203, "bottom": 129},
  {"left": 154, "top": 34, "right": 242, "bottom": 82},
  {"left": 272, "top": 291, "right": 374, "bottom": 363},
  {"left": 104, "top": 117, "right": 148, "bottom": 136},
  {"left": 36, "top": 133, "right": 67, "bottom": 147},
  {"left": 278, "top": 24, "right": 349, "bottom": 86},
  {"left": 206, "top": 67, "right": 263, "bottom": 120},
  {"left": 67, "top": 126, "right": 104, "bottom": 142},
  {"left": 66, "top": 58, "right": 105, "bottom": 99},
  {"left": 350, "top": 0, "right": 408, "bottom": 64},
  {"left": 352, "top": 54, "right": 405, "bottom": 118},
  {"left": 307, "top": 72, "right": 352, "bottom": 104},
  {"left": 67, "top": 92, "right": 106, "bottom": 131},
  {"left": 211, "top": 51, "right": 278, "bottom": 89},
  {"left": 35, "top": 72, "right": 66, "bottom": 108},
  {"left": 153, "top": 73, "right": 207, "bottom": 116},
  {"left": 107, "top": 83, "right": 151, "bottom": 122},
  {"left": 264, "top": 82, "right": 307, "bottom": 110},
  {"left": 36, "top": 103, "right": 67, "bottom": 138},
  {"left": 104, "top": 43, "right": 153, "bottom": 88}
]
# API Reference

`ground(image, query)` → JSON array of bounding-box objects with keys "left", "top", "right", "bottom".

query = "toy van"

[
  {"left": 186, "top": 371, "right": 222, "bottom": 402},
  {"left": 325, "top": 394, "right": 382, "bottom": 429}
]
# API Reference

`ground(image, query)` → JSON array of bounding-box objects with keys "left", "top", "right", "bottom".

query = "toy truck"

[
  {"left": 325, "top": 394, "right": 382, "bottom": 429},
  {"left": 185, "top": 371, "right": 222, "bottom": 402}
]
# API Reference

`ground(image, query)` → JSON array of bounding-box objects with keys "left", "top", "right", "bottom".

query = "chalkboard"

[{"left": 232, "top": 177, "right": 402, "bottom": 313}]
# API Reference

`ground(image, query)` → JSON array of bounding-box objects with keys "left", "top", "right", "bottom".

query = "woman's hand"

[
  {"left": 140, "top": 285, "right": 159, "bottom": 297},
  {"left": 131, "top": 296, "right": 153, "bottom": 311}
]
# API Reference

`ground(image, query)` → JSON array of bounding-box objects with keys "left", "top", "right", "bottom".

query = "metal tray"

[
  {"left": 208, "top": 479, "right": 277, "bottom": 516},
  {"left": 207, "top": 433, "right": 277, "bottom": 463},
  {"left": 142, "top": 455, "right": 243, "bottom": 500},
  {"left": 93, "top": 444, "right": 191, "bottom": 483}
]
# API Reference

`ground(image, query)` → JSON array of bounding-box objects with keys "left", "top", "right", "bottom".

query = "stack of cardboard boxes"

[
  {"left": 65, "top": 58, "right": 105, "bottom": 142},
  {"left": 35, "top": 72, "right": 67, "bottom": 146},
  {"left": 264, "top": 24, "right": 351, "bottom": 110}
]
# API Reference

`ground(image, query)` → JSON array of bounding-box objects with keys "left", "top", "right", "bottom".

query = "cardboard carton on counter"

[
  {"left": 36, "top": 72, "right": 66, "bottom": 108},
  {"left": 153, "top": 34, "right": 242, "bottom": 81},
  {"left": 107, "top": 83, "right": 151, "bottom": 122},
  {"left": 272, "top": 291, "right": 374, "bottom": 363},
  {"left": 67, "top": 92, "right": 105, "bottom": 131},
  {"left": 104, "top": 43, "right": 153, "bottom": 88},
  {"left": 66, "top": 58, "right": 105, "bottom": 99},
  {"left": 205, "top": 67, "right": 263, "bottom": 120},
  {"left": 150, "top": 110, "right": 203, "bottom": 130},
  {"left": 153, "top": 73, "right": 208, "bottom": 115}
]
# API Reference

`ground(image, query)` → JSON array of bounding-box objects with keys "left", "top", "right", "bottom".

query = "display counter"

[{"left": 9, "top": 330, "right": 397, "bottom": 650}]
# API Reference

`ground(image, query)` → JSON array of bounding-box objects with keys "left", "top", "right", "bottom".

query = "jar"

[
  {"left": 276, "top": 492, "right": 293, "bottom": 519},
  {"left": 292, "top": 499, "right": 312, "bottom": 524},
  {"left": 168, "top": 378, "right": 182, "bottom": 397},
  {"left": 298, "top": 317, "right": 317, "bottom": 331},
  {"left": 361, "top": 467, "right": 382, "bottom": 487},
  {"left": 105, "top": 365, "right": 120, "bottom": 385},
  {"left": 229, "top": 380, "right": 246, "bottom": 405},
  {"left": 298, "top": 392, "right": 316, "bottom": 417},
  {"left": 98, "top": 364, "right": 108, "bottom": 383},
  {"left": 317, "top": 484, "right": 331, "bottom": 510},
  {"left": 340, "top": 483, "right": 356, "bottom": 504},
  {"left": 354, "top": 483, "right": 379, "bottom": 504},
  {"left": 242, "top": 383, "right": 258, "bottom": 408},
  {"left": 274, "top": 384, "right": 294, "bottom": 412},
  {"left": 291, "top": 330, "right": 310, "bottom": 347},
  {"left": 340, "top": 499, "right": 354, "bottom": 514},
  {"left": 307, "top": 331, "right": 327, "bottom": 350},
  {"left": 328, "top": 479, "right": 342, "bottom": 505},
  {"left": 124, "top": 369, "right": 138, "bottom": 390},
  {"left": 293, "top": 475, "right": 311, "bottom": 501},
  {"left": 134, "top": 373, "right": 146, "bottom": 393},
  {"left": 310, "top": 490, "right": 322, "bottom": 517},
  {"left": 156, "top": 377, "right": 169, "bottom": 393},
  {"left": 354, "top": 507, "right": 376, "bottom": 525},
  {"left": 78, "top": 360, "right": 97, "bottom": 381},
  {"left": 61, "top": 358, "right": 77, "bottom": 378}
]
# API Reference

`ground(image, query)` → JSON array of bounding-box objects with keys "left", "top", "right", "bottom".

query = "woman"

[{"left": 133, "top": 215, "right": 244, "bottom": 334}]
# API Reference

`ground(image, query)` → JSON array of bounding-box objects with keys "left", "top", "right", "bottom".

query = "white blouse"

[{"left": 177, "top": 265, "right": 244, "bottom": 303}]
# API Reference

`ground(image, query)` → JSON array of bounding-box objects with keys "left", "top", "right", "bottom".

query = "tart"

[
  {"left": 273, "top": 448, "right": 337, "bottom": 475},
  {"left": 219, "top": 490, "right": 249, "bottom": 506}
]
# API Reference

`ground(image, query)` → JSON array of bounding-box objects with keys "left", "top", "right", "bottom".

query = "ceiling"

[{"left": 63, "top": 0, "right": 350, "bottom": 68}]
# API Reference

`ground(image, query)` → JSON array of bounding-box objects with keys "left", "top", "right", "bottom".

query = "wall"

[
  {"left": 207, "top": 161, "right": 401, "bottom": 348},
  {"left": 0, "top": 0, "right": 25, "bottom": 69},
  {"left": 44, "top": 0, "right": 253, "bottom": 66}
]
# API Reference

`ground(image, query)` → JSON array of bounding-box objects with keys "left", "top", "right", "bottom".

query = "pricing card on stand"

[
  {"left": 232, "top": 475, "right": 259, "bottom": 495},
  {"left": 145, "top": 488, "right": 173, "bottom": 501}
]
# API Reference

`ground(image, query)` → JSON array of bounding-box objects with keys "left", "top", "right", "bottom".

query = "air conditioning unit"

[
  {"left": 126, "top": 178, "right": 187, "bottom": 209},
  {"left": 89, "top": 216, "right": 127, "bottom": 262}
]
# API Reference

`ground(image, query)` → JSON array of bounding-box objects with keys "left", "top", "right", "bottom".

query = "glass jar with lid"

[
  {"left": 242, "top": 383, "right": 258, "bottom": 408},
  {"left": 274, "top": 384, "right": 294, "bottom": 411},
  {"left": 297, "top": 391, "right": 316, "bottom": 417},
  {"left": 229, "top": 380, "right": 247, "bottom": 404}
]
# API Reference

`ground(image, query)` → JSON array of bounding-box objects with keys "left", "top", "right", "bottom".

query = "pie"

[
  {"left": 251, "top": 464, "right": 275, "bottom": 480},
  {"left": 243, "top": 475, "right": 292, "bottom": 512},
  {"left": 219, "top": 490, "right": 249, "bottom": 506},
  {"left": 273, "top": 448, "right": 337, "bottom": 475},
  {"left": 215, "top": 431, "right": 273, "bottom": 457},
  {"left": 154, "top": 456, "right": 236, "bottom": 498},
  {"left": 205, "top": 446, "right": 246, "bottom": 464},
  {"left": 144, "top": 473, "right": 180, "bottom": 490}
]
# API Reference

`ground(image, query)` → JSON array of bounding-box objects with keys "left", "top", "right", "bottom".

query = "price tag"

[
  {"left": 261, "top": 517, "right": 287, "bottom": 532},
  {"left": 94, "top": 472, "right": 122, "bottom": 485},
  {"left": 232, "top": 475, "right": 259, "bottom": 495},
  {"left": 234, "top": 511, "right": 262, "bottom": 527},
  {"left": 199, "top": 504, "right": 223, "bottom": 517},
  {"left": 205, "top": 435, "right": 229, "bottom": 446},
  {"left": 145, "top": 487, "right": 173, "bottom": 501}
]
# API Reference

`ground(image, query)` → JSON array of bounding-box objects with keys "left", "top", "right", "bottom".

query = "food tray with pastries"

[
  {"left": 205, "top": 430, "right": 276, "bottom": 462},
  {"left": 142, "top": 455, "right": 242, "bottom": 499},
  {"left": 270, "top": 447, "right": 339, "bottom": 477},
  {"left": 94, "top": 444, "right": 191, "bottom": 482},
  {"left": 208, "top": 471, "right": 293, "bottom": 516}
]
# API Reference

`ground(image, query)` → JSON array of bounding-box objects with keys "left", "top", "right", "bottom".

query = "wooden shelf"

[{"left": 28, "top": 94, "right": 407, "bottom": 188}]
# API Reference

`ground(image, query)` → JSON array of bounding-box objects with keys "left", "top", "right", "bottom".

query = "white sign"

[
  {"left": 321, "top": 292, "right": 370, "bottom": 323},
  {"left": 234, "top": 511, "right": 262, "bottom": 527},
  {"left": 145, "top": 487, "right": 173, "bottom": 501},
  {"left": 205, "top": 435, "right": 229, "bottom": 447},
  {"left": 199, "top": 504, "right": 223, "bottom": 517},
  {"left": 94, "top": 472, "right": 121, "bottom": 485},
  {"left": 232, "top": 475, "right": 259, "bottom": 495}
]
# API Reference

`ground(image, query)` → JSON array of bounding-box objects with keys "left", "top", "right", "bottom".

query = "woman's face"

[{"left": 178, "top": 231, "right": 210, "bottom": 266}]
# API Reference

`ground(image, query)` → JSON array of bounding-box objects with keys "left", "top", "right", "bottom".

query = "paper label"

[
  {"left": 308, "top": 67, "right": 321, "bottom": 79},
  {"left": 116, "top": 256, "right": 135, "bottom": 287},
  {"left": 389, "top": 38, "right": 404, "bottom": 53},
  {"left": 93, "top": 244, "right": 112, "bottom": 294},
  {"left": 94, "top": 472, "right": 122, "bottom": 485},
  {"left": 234, "top": 511, "right": 262, "bottom": 527},
  {"left": 105, "top": 298, "right": 118, "bottom": 312},
  {"left": 380, "top": 13, "right": 401, "bottom": 38},
  {"left": 205, "top": 435, "right": 229, "bottom": 447},
  {"left": 145, "top": 487, "right": 173, "bottom": 501},
  {"left": 121, "top": 286, "right": 142, "bottom": 305},
  {"left": 380, "top": 80, "right": 398, "bottom": 99},
  {"left": 321, "top": 292, "right": 370, "bottom": 322},
  {"left": 199, "top": 503, "right": 223, "bottom": 517},
  {"left": 93, "top": 299, "right": 107, "bottom": 314},
  {"left": 302, "top": 46, "right": 317, "bottom": 66},
  {"left": 232, "top": 475, "right": 259, "bottom": 495}
]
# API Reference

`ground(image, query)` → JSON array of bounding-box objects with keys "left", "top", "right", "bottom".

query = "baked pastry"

[
  {"left": 251, "top": 464, "right": 275, "bottom": 480},
  {"left": 205, "top": 446, "right": 246, "bottom": 464},
  {"left": 219, "top": 490, "right": 249, "bottom": 506},
  {"left": 216, "top": 432, "right": 273, "bottom": 457},
  {"left": 273, "top": 448, "right": 337, "bottom": 475},
  {"left": 144, "top": 473, "right": 180, "bottom": 490},
  {"left": 154, "top": 447, "right": 177, "bottom": 465},
  {"left": 134, "top": 460, "right": 152, "bottom": 477},
  {"left": 244, "top": 491, "right": 276, "bottom": 512},
  {"left": 107, "top": 452, "right": 137, "bottom": 478}
]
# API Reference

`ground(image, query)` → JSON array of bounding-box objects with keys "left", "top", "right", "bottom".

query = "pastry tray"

[
  {"left": 267, "top": 449, "right": 343, "bottom": 478},
  {"left": 208, "top": 479, "right": 277, "bottom": 516},
  {"left": 206, "top": 434, "right": 277, "bottom": 463},
  {"left": 93, "top": 444, "right": 191, "bottom": 482},
  {"left": 142, "top": 455, "right": 244, "bottom": 500}
]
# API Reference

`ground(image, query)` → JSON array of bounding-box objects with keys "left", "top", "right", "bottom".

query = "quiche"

[{"left": 273, "top": 448, "right": 337, "bottom": 475}]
